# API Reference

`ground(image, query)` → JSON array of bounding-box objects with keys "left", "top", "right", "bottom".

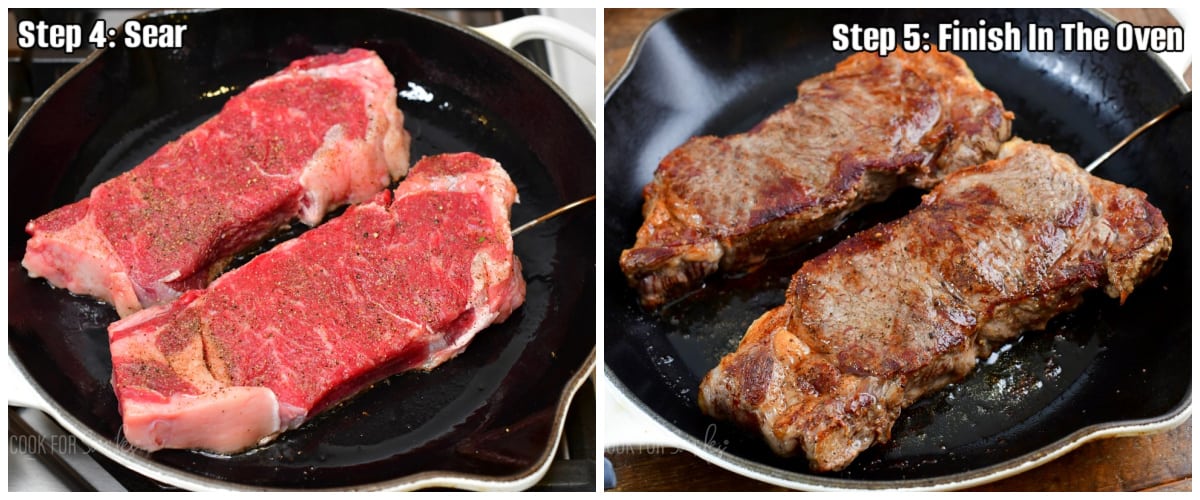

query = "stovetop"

[
  {"left": 8, "top": 381, "right": 595, "bottom": 491},
  {"left": 6, "top": 8, "right": 596, "bottom": 492}
]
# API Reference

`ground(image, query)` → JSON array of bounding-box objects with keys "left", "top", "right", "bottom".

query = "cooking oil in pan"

[{"left": 859, "top": 299, "right": 1110, "bottom": 471}]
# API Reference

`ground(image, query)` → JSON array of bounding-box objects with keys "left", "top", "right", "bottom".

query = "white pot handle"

[
  {"left": 602, "top": 374, "right": 688, "bottom": 451},
  {"left": 8, "top": 353, "right": 50, "bottom": 411},
  {"left": 1162, "top": 8, "right": 1192, "bottom": 86},
  {"left": 475, "top": 15, "right": 595, "bottom": 63},
  {"left": 1156, "top": 51, "right": 1191, "bottom": 84}
]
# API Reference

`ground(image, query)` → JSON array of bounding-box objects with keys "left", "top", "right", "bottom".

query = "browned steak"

[
  {"left": 620, "top": 50, "right": 1013, "bottom": 308},
  {"left": 698, "top": 140, "right": 1171, "bottom": 472}
]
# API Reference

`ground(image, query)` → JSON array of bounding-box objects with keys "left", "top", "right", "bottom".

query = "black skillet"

[
  {"left": 8, "top": 8, "right": 595, "bottom": 490},
  {"left": 604, "top": 8, "right": 1190, "bottom": 489}
]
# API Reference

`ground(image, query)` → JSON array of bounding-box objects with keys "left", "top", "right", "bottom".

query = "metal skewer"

[
  {"left": 1085, "top": 91, "right": 1190, "bottom": 173},
  {"left": 509, "top": 95, "right": 1185, "bottom": 234},
  {"left": 511, "top": 194, "right": 596, "bottom": 236}
]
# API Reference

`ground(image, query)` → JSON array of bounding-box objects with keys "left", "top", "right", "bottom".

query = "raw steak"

[
  {"left": 108, "top": 153, "right": 524, "bottom": 453},
  {"left": 23, "top": 48, "right": 410, "bottom": 317},
  {"left": 699, "top": 140, "right": 1170, "bottom": 471},
  {"left": 621, "top": 50, "right": 1012, "bottom": 308}
]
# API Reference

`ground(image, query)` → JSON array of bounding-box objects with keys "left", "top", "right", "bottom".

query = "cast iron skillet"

[
  {"left": 8, "top": 9, "right": 595, "bottom": 490},
  {"left": 604, "top": 8, "right": 1190, "bottom": 489}
]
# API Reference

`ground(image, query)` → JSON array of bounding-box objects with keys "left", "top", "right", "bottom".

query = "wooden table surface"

[{"left": 603, "top": 8, "right": 1191, "bottom": 492}]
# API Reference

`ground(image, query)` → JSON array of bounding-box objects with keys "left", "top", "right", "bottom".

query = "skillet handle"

[
  {"left": 1160, "top": 9, "right": 1192, "bottom": 86},
  {"left": 1156, "top": 52, "right": 1191, "bottom": 85},
  {"left": 603, "top": 375, "right": 690, "bottom": 452},
  {"left": 7, "top": 353, "right": 50, "bottom": 411},
  {"left": 474, "top": 15, "right": 596, "bottom": 63}
]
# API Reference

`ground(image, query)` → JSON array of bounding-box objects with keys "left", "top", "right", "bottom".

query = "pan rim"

[
  {"left": 9, "top": 7, "right": 596, "bottom": 491},
  {"left": 9, "top": 8, "right": 597, "bottom": 147},
  {"left": 602, "top": 7, "right": 1191, "bottom": 491},
  {"left": 11, "top": 350, "right": 596, "bottom": 491},
  {"left": 602, "top": 8, "right": 1190, "bottom": 102},
  {"left": 605, "top": 366, "right": 1191, "bottom": 491}
]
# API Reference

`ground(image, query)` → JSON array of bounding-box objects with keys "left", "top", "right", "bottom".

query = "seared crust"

[
  {"left": 699, "top": 140, "right": 1170, "bottom": 471},
  {"left": 621, "top": 50, "right": 1013, "bottom": 308}
]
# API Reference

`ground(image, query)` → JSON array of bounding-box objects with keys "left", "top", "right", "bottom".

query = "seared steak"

[
  {"left": 23, "top": 48, "right": 410, "bottom": 316},
  {"left": 621, "top": 50, "right": 1012, "bottom": 308},
  {"left": 108, "top": 153, "right": 523, "bottom": 453},
  {"left": 698, "top": 140, "right": 1170, "bottom": 471}
]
